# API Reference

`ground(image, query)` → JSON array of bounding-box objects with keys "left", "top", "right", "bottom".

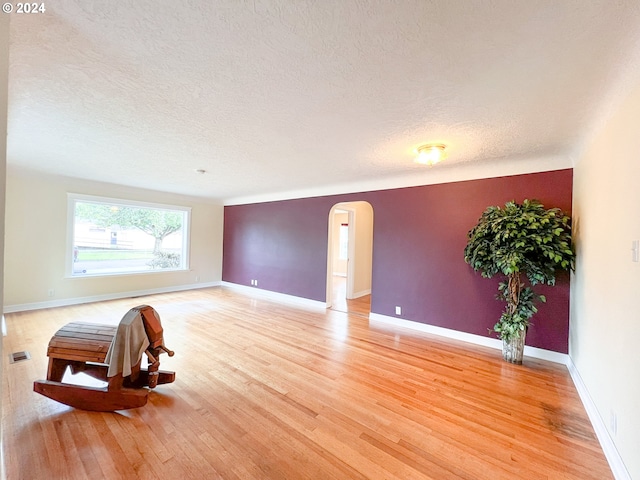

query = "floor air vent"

[{"left": 9, "top": 351, "right": 31, "bottom": 363}]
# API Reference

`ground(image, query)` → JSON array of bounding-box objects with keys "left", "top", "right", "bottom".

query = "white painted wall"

[
  {"left": 571, "top": 82, "right": 640, "bottom": 478},
  {"left": 331, "top": 212, "right": 348, "bottom": 276},
  {"left": 3, "top": 167, "right": 224, "bottom": 310},
  {"left": 1, "top": 14, "right": 9, "bottom": 478},
  {"left": 351, "top": 201, "right": 373, "bottom": 298}
]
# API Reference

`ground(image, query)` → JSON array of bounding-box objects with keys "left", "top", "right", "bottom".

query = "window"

[{"left": 68, "top": 194, "right": 190, "bottom": 277}]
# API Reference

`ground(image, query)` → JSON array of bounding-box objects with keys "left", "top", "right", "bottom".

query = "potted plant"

[{"left": 463, "top": 199, "right": 575, "bottom": 364}]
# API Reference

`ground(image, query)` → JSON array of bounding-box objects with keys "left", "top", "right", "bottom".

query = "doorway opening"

[{"left": 326, "top": 201, "right": 374, "bottom": 317}]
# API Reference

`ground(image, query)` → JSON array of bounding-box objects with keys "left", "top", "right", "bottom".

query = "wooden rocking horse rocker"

[{"left": 33, "top": 305, "right": 175, "bottom": 411}]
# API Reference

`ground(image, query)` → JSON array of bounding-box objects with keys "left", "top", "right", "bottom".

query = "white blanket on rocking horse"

[{"left": 104, "top": 308, "right": 150, "bottom": 378}]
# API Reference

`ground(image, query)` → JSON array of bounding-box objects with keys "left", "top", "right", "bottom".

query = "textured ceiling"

[{"left": 7, "top": 0, "right": 640, "bottom": 203}]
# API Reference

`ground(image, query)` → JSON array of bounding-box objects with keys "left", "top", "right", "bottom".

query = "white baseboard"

[
  {"left": 369, "top": 313, "right": 570, "bottom": 365},
  {"left": 567, "top": 359, "right": 630, "bottom": 480},
  {"left": 350, "top": 289, "right": 371, "bottom": 299},
  {"left": 370, "top": 313, "right": 626, "bottom": 477},
  {"left": 3, "top": 281, "right": 222, "bottom": 313},
  {"left": 222, "top": 282, "right": 327, "bottom": 310}
]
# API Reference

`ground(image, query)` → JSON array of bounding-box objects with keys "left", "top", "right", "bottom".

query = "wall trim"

[
  {"left": 369, "top": 313, "right": 569, "bottom": 365},
  {"left": 3, "top": 281, "right": 222, "bottom": 313},
  {"left": 567, "top": 358, "right": 631, "bottom": 480},
  {"left": 224, "top": 157, "right": 572, "bottom": 205},
  {"left": 7, "top": 281, "right": 568, "bottom": 365},
  {"left": 221, "top": 282, "right": 327, "bottom": 310},
  {"left": 6, "top": 280, "right": 625, "bottom": 476},
  {"left": 351, "top": 289, "right": 371, "bottom": 299}
]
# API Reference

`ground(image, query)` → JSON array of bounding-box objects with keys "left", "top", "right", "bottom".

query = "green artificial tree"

[{"left": 463, "top": 199, "right": 575, "bottom": 363}]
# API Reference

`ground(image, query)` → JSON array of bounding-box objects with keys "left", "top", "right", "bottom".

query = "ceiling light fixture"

[{"left": 415, "top": 144, "right": 446, "bottom": 166}]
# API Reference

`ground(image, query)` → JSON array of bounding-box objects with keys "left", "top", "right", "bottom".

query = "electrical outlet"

[
  {"left": 195, "top": 275, "right": 200, "bottom": 282},
  {"left": 254, "top": 279, "right": 258, "bottom": 286},
  {"left": 48, "top": 289, "right": 54, "bottom": 297},
  {"left": 395, "top": 306, "right": 401, "bottom": 315},
  {"left": 632, "top": 240, "right": 639, "bottom": 262}
]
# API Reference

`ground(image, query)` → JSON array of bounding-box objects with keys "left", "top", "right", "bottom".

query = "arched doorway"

[{"left": 326, "top": 201, "right": 374, "bottom": 316}]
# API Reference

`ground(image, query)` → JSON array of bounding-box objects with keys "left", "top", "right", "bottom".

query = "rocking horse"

[{"left": 33, "top": 305, "right": 175, "bottom": 411}]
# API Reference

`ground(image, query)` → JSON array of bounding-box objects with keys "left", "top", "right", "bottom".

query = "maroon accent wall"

[{"left": 223, "top": 169, "right": 573, "bottom": 353}]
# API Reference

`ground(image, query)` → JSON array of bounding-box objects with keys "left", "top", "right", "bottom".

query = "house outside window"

[{"left": 68, "top": 194, "right": 190, "bottom": 277}]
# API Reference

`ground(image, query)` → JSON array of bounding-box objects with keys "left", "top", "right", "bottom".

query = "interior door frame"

[{"left": 326, "top": 201, "right": 372, "bottom": 308}]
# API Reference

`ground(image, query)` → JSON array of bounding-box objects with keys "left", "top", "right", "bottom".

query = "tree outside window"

[{"left": 70, "top": 195, "right": 190, "bottom": 276}]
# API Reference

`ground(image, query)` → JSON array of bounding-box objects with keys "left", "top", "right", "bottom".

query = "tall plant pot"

[{"left": 502, "top": 331, "right": 526, "bottom": 364}]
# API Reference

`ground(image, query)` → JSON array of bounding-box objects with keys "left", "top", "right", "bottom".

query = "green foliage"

[
  {"left": 76, "top": 202, "right": 183, "bottom": 252},
  {"left": 463, "top": 199, "right": 575, "bottom": 341},
  {"left": 147, "top": 251, "right": 181, "bottom": 269},
  {"left": 75, "top": 203, "right": 110, "bottom": 224},
  {"left": 463, "top": 199, "right": 574, "bottom": 285},
  {"left": 493, "top": 282, "right": 544, "bottom": 340}
]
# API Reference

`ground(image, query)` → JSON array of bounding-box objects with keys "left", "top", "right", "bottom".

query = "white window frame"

[{"left": 66, "top": 193, "right": 191, "bottom": 278}]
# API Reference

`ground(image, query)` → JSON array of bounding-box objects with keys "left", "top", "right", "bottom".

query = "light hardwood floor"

[
  {"left": 2, "top": 287, "right": 612, "bottom": 479},
  {"left": 329, "top": 276, "right": 371, "bottom": 317}
]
